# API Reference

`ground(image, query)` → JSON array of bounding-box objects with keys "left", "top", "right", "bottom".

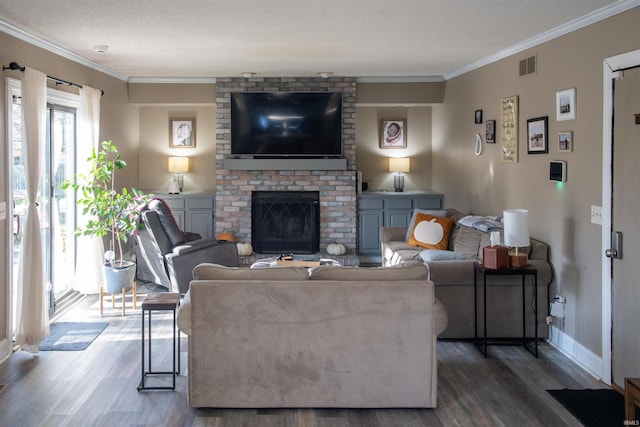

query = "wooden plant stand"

[{"left": 99, "top": 281, "right": 137, "bottom": 316}]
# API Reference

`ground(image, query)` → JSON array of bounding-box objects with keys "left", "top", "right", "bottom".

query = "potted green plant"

[{"left": 63, "top": 140, "right": 152, "bottom": 294}]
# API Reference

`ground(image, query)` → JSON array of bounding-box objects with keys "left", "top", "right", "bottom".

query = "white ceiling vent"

[{"left": 519, "top": 55, "right": 537, "bottom": 77}]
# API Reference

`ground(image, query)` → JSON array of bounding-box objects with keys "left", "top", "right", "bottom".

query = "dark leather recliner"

[{"left": 135, "top": 198, "right": 238, "bottom": 294}]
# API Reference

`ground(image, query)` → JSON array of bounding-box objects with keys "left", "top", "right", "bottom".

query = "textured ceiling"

[{"left": 0, "top": 0, "right": 632, "bottom": 81}]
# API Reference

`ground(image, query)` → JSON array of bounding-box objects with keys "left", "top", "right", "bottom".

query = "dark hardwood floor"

[{"left": 0, "top": 290, "right": 607, "bottom": 426}]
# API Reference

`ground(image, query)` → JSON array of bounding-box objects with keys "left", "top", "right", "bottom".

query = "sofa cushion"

[
  {"left": 193, "top": 263, "right": 310, "bottom": 280},
  {"left": 420, "top": 250, "right": 467, "bottom": 262},
  {"left": 407, "top": 213, "right": 454, "bottom": 250},
  {"left": 405, "top": 209, "right": 448, "bottom": 241},
  {"left": 449, "top": 225, "right": 484, "bottom": 259},
  {"left": 310, "top": 261, "right": 428, "bottom": 281}
]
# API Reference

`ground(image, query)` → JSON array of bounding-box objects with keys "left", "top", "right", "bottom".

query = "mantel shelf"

[{"left": 223, "top": 157, "right": 348, "bottom": 171}]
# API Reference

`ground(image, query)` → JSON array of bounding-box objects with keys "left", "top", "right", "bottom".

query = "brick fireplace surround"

[{"left": 215, "top": 77, "right": 358, "bottom": 255}]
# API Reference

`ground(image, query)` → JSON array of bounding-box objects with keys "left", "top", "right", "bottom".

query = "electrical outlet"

[
  {"left": 550, "top": 295, "right": 566, "bottom": 319},
  {"left": 591, "top": 205, "right": 602, "bottom": 225}
]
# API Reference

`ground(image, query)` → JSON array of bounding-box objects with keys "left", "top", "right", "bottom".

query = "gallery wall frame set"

[
  {"left": 380, "top": 119, "right": 407, "bottom": 149},
  {"left": 558, "top": 131, "right": 573, "bottom": 152},
  {"left": 527, "top": 116, "right": 549, "bottom": 154},
  {"left": 474, "top": 110, "right": 483, "bottom": 124},
  {"left": 500, "top": 95, "right": 518, "bottom": 162},
  {"left": 556, "top": 88, "right": 576, "bottom": 121},
  {"left": 485, "top": 120, "right": 496, "bottom": 143},
  {"left": 169, "top": 118, "right": 196, "bottom": 148}
]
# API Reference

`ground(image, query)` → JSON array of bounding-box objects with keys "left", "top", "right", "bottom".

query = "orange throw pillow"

[{"left": 407, "top": 213, "right": 454, "bottom": 250}]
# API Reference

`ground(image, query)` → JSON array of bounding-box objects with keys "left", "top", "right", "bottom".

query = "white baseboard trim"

[
  {"left": 0, "top": 338, "right": 12, "bottom": 365},
  {"left": 547, "top": 325, "right": 607, "bottom": 383}
]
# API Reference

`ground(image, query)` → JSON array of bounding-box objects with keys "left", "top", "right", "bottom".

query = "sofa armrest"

[
  {"left": 165, "top": 241, "right": 238, "bottom": 293},
  {"left": 381, "top": 226, "right": 409, "bottom": 245},
  {"left": 529, "top": 237, "right": 548, "bottom": 261},
  {"left": 434, "top": 298, "right": 448, "bottom": 336},
  {"left": 177, "top": 290, "right": 192, "bottom": 335},
  {"left": 172, "top": 238, "right": 223, "bottom": 255}
]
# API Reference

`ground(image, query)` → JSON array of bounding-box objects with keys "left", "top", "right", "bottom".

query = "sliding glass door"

[
  {"left": 44, "top": 105, "right": 77, "bottom": 307},
  {"left": 8, "top": 80, "right": 77, "bottom": 325}
]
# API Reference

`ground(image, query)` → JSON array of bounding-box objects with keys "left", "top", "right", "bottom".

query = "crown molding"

[
  {"left": 0, "top": 19, "right": 129, "bottom": 82},
  {"left": 127, "top": 77, "right": 217, "bottom": 84},
  {"left": 444, "top": 0, "right": 640, "bottom": 80},
  {"left": 357, "top": 76, "right": 444, "bottom": 83}
]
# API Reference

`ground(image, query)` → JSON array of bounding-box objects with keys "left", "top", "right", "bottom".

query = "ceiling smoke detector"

[
  {"left": 318, "top": 72, "right": 333, "bottom": 79},
  {"left": 93, "top": 45, "right": 108, "bottom": 53},
  {"left": 242, "top": 72, "right": 255, "bottom": 78}
]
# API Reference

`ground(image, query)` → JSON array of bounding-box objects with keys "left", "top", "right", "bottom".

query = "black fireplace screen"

[{"left": 252, "top": 191, "right": 320, "bottom": 254}]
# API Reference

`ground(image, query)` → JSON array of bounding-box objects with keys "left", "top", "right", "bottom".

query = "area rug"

[
  {"left": 547, "top": 388, "right": 625, "bottom": 427},
  {"left": 39, "top": 322, "right": 109, "bottom": 351}
]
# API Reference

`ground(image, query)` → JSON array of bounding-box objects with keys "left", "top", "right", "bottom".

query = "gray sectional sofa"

[
  {"left": 381, "top": 209, "right": 553, "bottom": 339},
  {"left": 177, "top": 262, "right": 448, "bottom": 408}
]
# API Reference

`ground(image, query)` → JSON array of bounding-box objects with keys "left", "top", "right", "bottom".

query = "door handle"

[
  {"left": 13, "top": 213, "right": 21, "bottom": 237},
  {"left": 606, "top": 231, "right": 623, "bottom": 259}
]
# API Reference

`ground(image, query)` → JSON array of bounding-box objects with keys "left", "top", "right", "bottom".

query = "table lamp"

[
  {"left": 503, "top": 208, "right": 530, "bottom": 268},
  {"left": 389, "top": 157, "right": 410, "bottom": 192},
  {"left": 168, "top": 156, "right": 189, "bottom": 192}
]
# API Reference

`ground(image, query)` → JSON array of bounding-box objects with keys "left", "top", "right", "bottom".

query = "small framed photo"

[
  {"left": 380, "top": 119, "right": 406, "bottom": 149},
  {"left": 558, "top": 131, "right": 573, "bottom": 152},
  {"left": 170, "top": 118, "right": 196, "bottom": 148},
  {"left": 527, "top": 116, "right": 548, "bottom": 154},
  {"left": 556, "top": 88, "right": 576, "bottom": 121},
  {"left": 485, "top": 120, "right": 496, "bottom": 143},
  {"left": 474, "top": 109, "right": 483, "bottom": 124}
]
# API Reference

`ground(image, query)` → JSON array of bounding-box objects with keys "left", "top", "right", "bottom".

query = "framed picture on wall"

[
  {"left": 556, "top": 88, "right": 576, "bottom": 121},
  {"left": 558, "top": 131, "right": 573, "bottom": 152},
  {"left": 380, "top": 119, "right": 407, "bottom": 149},
  {"left": 486, "top": 120, "right": 496, "bottom": 143},
  {"left": 169, "top": 118, "right": 196, "bottom": 148},
  {"left": 527, "top": 116, "right": 549, "bottom": 154},
  {"left": 500, "top": 95, "right": 518, "bottom": 162},
  {"left": 474, "top": 109, "right": 483, "bottom": 124}
]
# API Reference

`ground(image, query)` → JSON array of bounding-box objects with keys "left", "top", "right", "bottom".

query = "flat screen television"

[{"left": 231, "top": 92, "right": 343, "bottom": 157}]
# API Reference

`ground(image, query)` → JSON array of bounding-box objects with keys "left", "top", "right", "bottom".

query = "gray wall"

[{"left": 433, "top": 6, "right": 640, "bottom": 357}]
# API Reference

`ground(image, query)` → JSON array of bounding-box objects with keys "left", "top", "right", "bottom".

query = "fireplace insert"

[{"left": 252, "top": 191, "right": 320, "bottom": 254}]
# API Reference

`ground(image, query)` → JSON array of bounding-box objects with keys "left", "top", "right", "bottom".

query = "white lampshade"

[
  {"left": 503, "top": 209, "right": 530, "bottom": 247},
  {"left": 168, "top": 156, "right": 189, "bottom": 173},
  {"left": 388, "top": 157, "right": 410, "bottom": 173}
]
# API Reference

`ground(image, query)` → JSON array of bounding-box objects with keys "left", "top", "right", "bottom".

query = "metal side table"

[
  {"left": 473, "top": 262, "right": 538, "bottom": 358},
  {"left": 137, "top": 292, "right": 181, "bottom": 391}
]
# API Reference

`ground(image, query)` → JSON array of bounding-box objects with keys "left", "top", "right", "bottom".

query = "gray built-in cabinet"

[
  {"left": 358, "top": 190, "right": 444, "bottom": 257},
  {"left": 156, "top": 192, "right": 215, "bottom": 239}
]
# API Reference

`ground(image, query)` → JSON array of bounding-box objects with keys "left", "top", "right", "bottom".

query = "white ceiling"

[{"left": 0, "top": 0, "right": 636, "bottom": 82}]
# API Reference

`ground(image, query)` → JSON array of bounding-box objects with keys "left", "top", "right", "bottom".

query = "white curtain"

[
  {"left": 15, "top": 68, "right": 49, "bottom": 352},
  {"left": 73, "top": 86, "right": 104, "bottom": 294}
]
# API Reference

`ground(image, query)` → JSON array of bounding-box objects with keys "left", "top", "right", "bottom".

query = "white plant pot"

[{"left": 104, "top": 261, "right": 136, "bottom": 294}]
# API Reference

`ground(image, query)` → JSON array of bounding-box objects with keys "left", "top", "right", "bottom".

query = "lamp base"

[
  {"left": 509, "top": 253, "right": 528, "bottom": 269},
  {"left": 393, "top": 173, "right": 405, "bottom": 192}
]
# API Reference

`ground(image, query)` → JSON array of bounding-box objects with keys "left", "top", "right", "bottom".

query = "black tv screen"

[{"left": 231, "top": 92, "right": 342, "bottom": 157}]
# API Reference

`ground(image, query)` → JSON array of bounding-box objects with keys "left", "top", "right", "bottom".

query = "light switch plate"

[{"left": 591, "top": 205, "right": 602, "bottom": 225}]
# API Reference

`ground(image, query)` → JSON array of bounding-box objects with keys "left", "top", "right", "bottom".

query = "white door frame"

[{"left": 601, "top": 48, "right": 640, "bottom": 386}]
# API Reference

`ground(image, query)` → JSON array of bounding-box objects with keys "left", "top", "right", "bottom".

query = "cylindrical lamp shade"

[
  {"left": 503, "top": 209, "right": 530, "bottom": 247},
  {"left": 168, "top": 156, "right": 189, "bottom": 173},
  {"left": 388, "top": 157, "right": 410, "bottom": 173}
]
